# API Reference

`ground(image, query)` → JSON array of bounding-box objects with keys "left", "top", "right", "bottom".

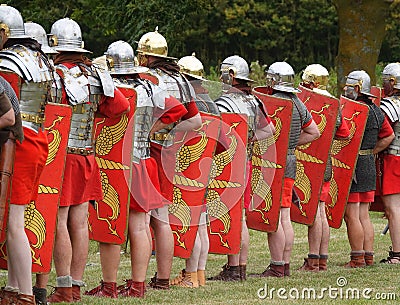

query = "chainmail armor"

[
  {"left": 273, "top": 91, "right": 312, "bottom": 179},
  {"left": 350, "top": 100, "right": 384, "bottom": 193}
]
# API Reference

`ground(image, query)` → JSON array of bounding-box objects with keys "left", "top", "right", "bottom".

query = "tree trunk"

[{"left": 333, "top": 0, "right": 393, "bottom": 96}]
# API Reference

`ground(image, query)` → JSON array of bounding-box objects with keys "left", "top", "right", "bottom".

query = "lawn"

[{"left": 1, "top": 211, "right": 398, "bottom": 304}]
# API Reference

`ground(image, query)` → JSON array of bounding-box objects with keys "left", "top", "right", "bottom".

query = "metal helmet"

[
  {"left": 177, "top": 53, "right": 204, "bottom": 80},
  {"left": 382, "top": 62, "right": 400, "bottom": 90},
  {"left": 345, "top": 70, "right": 375, "bottom": 98},
  {"left": 220, "top": 55, "right": 254, "bottom": 82},
  {"left": 266, "top": 61, "right": 300, "bottom": 93},
  {"left": 302, "top": 64, "right": 329, "bottom": 90},
  {"left": 136, "top": 26, "right": 176, "bottom": 60},
  {"left": 49, "top": 18, "right": 90, "bottom": 53},
  {"left": 0, "top": 5, "right": 29, "bottom": 39},
  {"left": 105, "top": 40, "right": 148, "bottom": 75},
  {"left": 24, "top": 22, "right": 57, "bottom": 55}
]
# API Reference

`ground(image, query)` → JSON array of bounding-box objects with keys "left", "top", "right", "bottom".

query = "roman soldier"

[
  {"left": 297, "top": 64, "right": 350, "bottom": 272},
  {"left": 208, "top": 55, "right": 275, "bottom": 282},
  {"left": 136, "top": 27, "right": 202, "bottom": 290},
  {"left": 47, "top": 18, "right": 130, "bottom": 303},
  {"left": 84, "top": 40, "right": 187, "bottom": 298},
  {"left": 255, "top": 62, "right": 319, "bottom": 278},
  {"left": 343, "top": 70, "right": 393, "bottom": 268},
  {"left": 0, "top": 5, "right": 52, "bottom": 305},
  {"left": 375, "top": 63, "right": 400, "bottom": 263},
  {"left": 168, "top": 53, "right": 220, "bottom": 288}
]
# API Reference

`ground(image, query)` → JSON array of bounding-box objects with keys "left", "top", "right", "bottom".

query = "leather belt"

[
  {"left": 149, "top": 133, "right": 174, "bottom": 141},
  {"left": 20, "top": 112, "right": 45, "bottom": 124},
  {"left": 358, "top": 149, "right": 374, "bottom": 156},
  {"left": 67, "top": 146, "right": 94, "bottom": 156}
]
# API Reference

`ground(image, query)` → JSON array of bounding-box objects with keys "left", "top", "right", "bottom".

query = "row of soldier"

[{"left": 0, "top": 4, "right": 399, "bottom": 305}]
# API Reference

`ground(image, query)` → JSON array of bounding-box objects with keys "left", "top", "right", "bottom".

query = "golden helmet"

[
  {"left": 177, "top": 53, "right": 204, "bottom": 80},
  {"left": 136, "top": 26, "right": 176, "bottom": 60},
  {"left": 302, "top": 64, "right": 329, "bottom": 90}
]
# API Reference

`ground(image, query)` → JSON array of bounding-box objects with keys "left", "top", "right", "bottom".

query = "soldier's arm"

[
  {"left": 298, "top": 119, "right": 320, "bottom": 146},
  {"left": 150, "top": 95, "right": 188, "bottom": 136},
  {"left": 175, "top": 112, "right": 201, "bottom": 132},
  {"left": 374, "top": 133, "right": 395, "bottom": 154},
  {"left": 175, "top": 100, "right": 202, "bottom": 131},
  {"left": 253, "top": 121, "right": 275, "bottom": 141},
  {"left": 253, "top": 106, "right": 275, "bottom": 140},
  {"left": 373, "top": 116, "right": 394, "bottom": 154},
  {"left": 0, "top": 91, "right": 15, "bottom": 129}
]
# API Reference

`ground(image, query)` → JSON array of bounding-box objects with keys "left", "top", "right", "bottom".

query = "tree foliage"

[{"left": 6, "top": 0, "right": 400, "bottom": 80}]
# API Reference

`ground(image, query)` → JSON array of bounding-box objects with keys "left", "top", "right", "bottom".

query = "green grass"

[{"left": 1, "top": 211, "right": 399, "bottom": 304}]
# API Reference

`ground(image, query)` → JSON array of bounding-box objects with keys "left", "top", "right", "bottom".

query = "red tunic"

[
  {"left": 380, "top": 115, "right": 400, "bottom": 195},
  {"left": 11, "top": 128, "right": 48, "bottom": 205},
  {"left": 130, "top": 95, "right": 188, "bottom": 212},
  {"left": 349, "top": 115, "right": 393, "bottom": 202},
  {"left": 58, "top": 63, "right": 130, "bottom": 206},
  {"left": 282, "top": 178, "right": 295, "bottom": 208}
]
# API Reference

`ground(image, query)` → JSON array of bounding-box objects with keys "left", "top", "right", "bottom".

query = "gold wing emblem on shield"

[
  {"left": 95, "top": 114, "right": 128, "bottom": 156},
  {"left": 208, "top": 135, "right": 241, "bottom": 188},
  {"left": 206, "top": 189, "right": 231, "bottom": 234},
  {"left": 168, "top": 187, "right": 191, "bottom": 234},
  {"left": 45, "top": 115, "right": 65, "bottom": 165},
  {"left": 251, "top": 167, "right": 272, "bottom": 212},
  {"left": 253, "top": 106, "right": 282, "bottom": 156},
  {"left": 99, "top": 170, "right": 120, "bottom": 221},
  {"left": 175, "top": 130, "right": 208, "bottom": 173},
  {"left": 173, "top": 130, "right": 208, "bottom": 188},
  {"left": 24, "top": 201, "right": 46, "bottom": 249}
]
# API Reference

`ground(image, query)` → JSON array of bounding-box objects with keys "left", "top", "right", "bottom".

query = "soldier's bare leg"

[
  {"left": 129, "top": 211, "right": 151, "bottom": 281},
  {"left": 319, "top": 202, "right": 330, "bottom": 255},
  {"left": 186, "top": 233, "right": 201, "bottom": 272},
  {"left": 382, "top": 194, "right": 400, "bottom": 252},
  {"left": 99, "top": 243, "right": 120, "bottom": 282},
  {"left": 150, "top": 206, "right": 173, "bottom": 280},
  {"left": 267, "top": 220, "right": 285, "bottom": 262},
  {"left": 344, "top": 202, "right": 364, "bottom": 250},
  {"left": 281, "top": 207, "right": 294, "bottom": 263},
  {"left": 308, "top": 204, "right": 322, "bottom": 255},
  {"left": 53, "top": 206, "right": 72, "bottom": 276},
  {"left": 69, "top": 202, "right": 89, "bottom": 282},
  {"left": 6, "top": 204, "right": 33, "bottom": 294},
  {"left": 197, "top": 220, "right": 209, "bottom": 270},
  {"left": 34, "top": 273, "right": 49, "bottom": 289},
  {"left": 34, "top": 273, "right": 49, "bottom": 304},
  {"left": 145, "top": 213, "right": 152, "bottom": 255},
  {"left": 359, "top": 202, "right": 374, "bottom": 252}
]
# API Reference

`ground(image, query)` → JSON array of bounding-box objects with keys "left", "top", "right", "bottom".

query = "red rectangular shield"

[
  {"left": 326, "top": 97, "right": 369, "bottom": 228},
  {"left": 169, "top": 112, "right": 220, "bottom": 258},
  {"left": 88, "top": 86, "right": 136, "bottom": 244},
  {"left": 0, "top": 71, "right": 22, "bottom": 99},
  {"left": 207, "top": 113, "right": 248, "bottom": 254},
  {"left": 290, "top": 85, "right": 339, "bottom": 225},
  {"left": 370, "top": 86, "right": 382, "bottom": 106},
  {"left": 246, "top": 88, "right": 292, "bottom": 232},
  {"left": 0, "top": 103, "right": 72, "bottom": 272}
]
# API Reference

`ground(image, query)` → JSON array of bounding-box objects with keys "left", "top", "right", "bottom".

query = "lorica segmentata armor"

[
  {"left": 215, "top": 91, "right": 259, "bottom": 159},
  {"left": 0, "top": 45, "right": 52, "bottom": 132},
  {"left": 381, "top": 95, "right": 400, "bottom": 155},
  {"left": 53, "top": 63, "right": 115, "bottom": 152}
]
